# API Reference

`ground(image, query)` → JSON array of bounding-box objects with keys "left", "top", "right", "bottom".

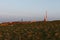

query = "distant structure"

[
  {"left": 31, "top": 20, "right": 36, "bottom": 23},
  {"left": 21, "top": 18, "right": 23, "bottom": 22},
  {"left": 44, "top": 11, "right": 47, "bottom": 22}
]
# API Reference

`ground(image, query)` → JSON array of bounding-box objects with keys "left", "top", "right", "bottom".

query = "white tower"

[{"left": 44, "top": 11, "right": 47, "bottom": 22}]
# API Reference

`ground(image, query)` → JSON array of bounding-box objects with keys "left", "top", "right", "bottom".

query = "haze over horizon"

[{"left": 0, "top": 0, "right": 60, "bottom": 22}]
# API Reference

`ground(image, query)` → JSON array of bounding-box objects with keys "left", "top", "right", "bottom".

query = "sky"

[{"left": 0, "top": 0, "right": 60, "bottom": 22}]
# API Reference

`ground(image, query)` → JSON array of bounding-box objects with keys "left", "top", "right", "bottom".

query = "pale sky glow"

[{"left": 0, "top": 0, "right": 60, "bottom": 22}]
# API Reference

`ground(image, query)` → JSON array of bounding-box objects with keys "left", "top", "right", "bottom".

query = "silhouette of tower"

[{"left": 44, "top": 11, "right": 47, "bottom": 22}]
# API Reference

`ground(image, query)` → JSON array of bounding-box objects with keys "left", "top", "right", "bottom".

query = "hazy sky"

[{"left": 0, "top": 0, "right": 60, "bottom": 22}]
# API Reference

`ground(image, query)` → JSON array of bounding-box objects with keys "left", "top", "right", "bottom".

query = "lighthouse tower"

[{"left": 44, "top": 11, "right": 47, "bottom": 22}]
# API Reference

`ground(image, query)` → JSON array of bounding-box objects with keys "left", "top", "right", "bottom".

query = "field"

[{"left": 0, "top": 21, "right": 60, "bottom": 40}]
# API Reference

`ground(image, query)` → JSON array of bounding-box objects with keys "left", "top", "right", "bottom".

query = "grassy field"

[{"left": 0, "top": 21, "right": 60, "bottom": 40}]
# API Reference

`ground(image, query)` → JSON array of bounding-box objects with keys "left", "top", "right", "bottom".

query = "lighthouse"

[{"left": 44, "top": 11, "right": 47, "bottom": 22}]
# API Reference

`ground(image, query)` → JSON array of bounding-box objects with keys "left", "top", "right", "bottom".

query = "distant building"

[{"left": 31, "top": 20, "right": 36, "bottom": 23}]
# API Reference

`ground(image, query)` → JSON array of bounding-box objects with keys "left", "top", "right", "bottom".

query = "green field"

[{"left": 0, "top": 21, "right": 60, "bottom": 40}]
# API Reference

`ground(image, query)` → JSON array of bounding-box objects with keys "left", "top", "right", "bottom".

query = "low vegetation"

[{"left": 0, "top": 21, "right": 60, "bottom": 40}]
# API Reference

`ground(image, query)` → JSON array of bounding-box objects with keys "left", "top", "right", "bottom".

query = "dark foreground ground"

[{"left": 0, "top": 21, "right": 60, "bottom": 40}]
